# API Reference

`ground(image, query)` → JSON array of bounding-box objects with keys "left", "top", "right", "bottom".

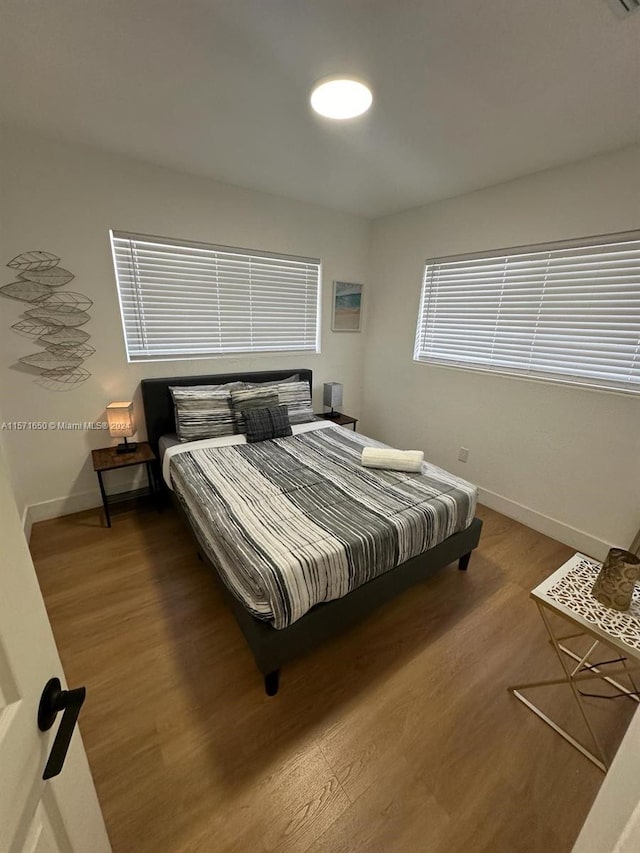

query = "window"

[
  {"left": 414, "top": 230, "right": 640, "bottom": 394},
  {"left": 110, "top": 231, "right": 321, "bottom": 361}
]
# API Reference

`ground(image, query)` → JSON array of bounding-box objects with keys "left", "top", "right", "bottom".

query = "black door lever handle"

[{"left": 38, "top": 677, "right": 86, "bottom": 780}]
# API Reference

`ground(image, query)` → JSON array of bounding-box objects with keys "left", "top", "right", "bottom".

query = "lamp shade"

[
  {"left": 323, "top": 382, "right": 343, "bottom": 409},
  {"left": 106, "top": 402, "right": 136, "bottom": 438}
]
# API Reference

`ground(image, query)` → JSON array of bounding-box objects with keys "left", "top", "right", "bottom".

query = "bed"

[{"left": 141, "top": 369, "right": 483, "bottom": 695}]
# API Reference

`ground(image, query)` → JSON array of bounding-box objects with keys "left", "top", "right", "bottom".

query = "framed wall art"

[{"left": 332, "top": 281, "right": 363, "bottom": 332}]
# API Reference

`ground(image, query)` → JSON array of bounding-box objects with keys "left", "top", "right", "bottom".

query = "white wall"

[
  {"left": 0, "top": 128, "right": 369, "bottom": 524},
  {"left": 362, "top": 146, "right": 640, "bottom": 558},
  {"left": 2, "top": 129, "right": 639, "bottom": 556}
]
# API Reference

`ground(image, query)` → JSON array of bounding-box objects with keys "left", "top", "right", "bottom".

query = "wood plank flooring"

[{"left": 30, "top": 503, "right": 635, "bottom": 853}]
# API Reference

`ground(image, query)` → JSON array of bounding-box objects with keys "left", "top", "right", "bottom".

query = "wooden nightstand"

[
  {"left": 315, "top": 412, "right": 358, "bottom": 431},
  {"left": 91, "top": 442, "right": 159, "bottom": 528}
]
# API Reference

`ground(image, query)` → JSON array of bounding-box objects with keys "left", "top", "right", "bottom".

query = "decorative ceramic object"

[{"left": 591, "top": 548, "right": 640, "bottom": 612}]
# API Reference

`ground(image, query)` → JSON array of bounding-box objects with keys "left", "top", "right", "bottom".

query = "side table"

[
  {"left": 91, "top": 442, "right": 159, "bottom": 528},
  {"left": 509, "top": 552, "right": 640, "bottom": 772},
  {"left": 315, "top": 412, "right": 358, "bottom": 431}
]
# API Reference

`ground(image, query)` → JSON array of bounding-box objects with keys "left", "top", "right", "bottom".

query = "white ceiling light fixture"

[{"left": 310, "top": 76, "right": 373, "bottom": 120}]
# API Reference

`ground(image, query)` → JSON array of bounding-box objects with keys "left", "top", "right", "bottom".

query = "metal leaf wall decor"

[
  {"left": 1, "top": 281, "right": 52, "bottom": 302},
  {"left": 3, "top": 251, "right": 93, "bottom": 386},
  {"left": 38, "top": 327, "right": 91, "bottom": 346},
  {"left": 7, "top": 251, "right": 60, "bottom": 271}
]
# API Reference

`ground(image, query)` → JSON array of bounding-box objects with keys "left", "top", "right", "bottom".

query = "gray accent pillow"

[
  {"left": 244, "top": 405, "right": 293, "bottom": 443},
  {"left": 230, "top": 387, "right": 280, "bottom": 434},
  {"left": 170, "top": 384, "right": 241, "bottom": 442}
]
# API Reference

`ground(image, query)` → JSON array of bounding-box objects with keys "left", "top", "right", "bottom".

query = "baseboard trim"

[
  {"left": 24, "top": 490, "right": 103, "bottom": 540},
  {"left": 22, "top": 506, "right": 33, "bottom": 543},
  {"left": 478, "top": 487, "right": 614, "bottom": 561}
]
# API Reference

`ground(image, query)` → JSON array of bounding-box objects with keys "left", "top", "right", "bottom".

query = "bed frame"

[{"left": 141, "top": 369, "right": 483, "bottom": 695}]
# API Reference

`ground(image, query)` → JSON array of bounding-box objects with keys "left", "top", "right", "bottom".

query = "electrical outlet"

[{"left": 458, "top": 447, "right": 469, "bottom": 463}]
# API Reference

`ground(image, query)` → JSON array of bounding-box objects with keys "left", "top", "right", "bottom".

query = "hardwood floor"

[{"left": 30, "top": 503, "right": 634, "bottom": 853}]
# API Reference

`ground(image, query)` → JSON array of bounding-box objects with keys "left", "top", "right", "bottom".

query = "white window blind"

[
  {"left": 110, "top": 231, "right": 321, "bottom": 360},
  {"left": 414, "top": 231, "right": 640, "bottom": 393}
]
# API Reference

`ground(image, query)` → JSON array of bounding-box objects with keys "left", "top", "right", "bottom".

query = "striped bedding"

[{"left": 167, "top": 423, "right": 477, "bottom": 629}]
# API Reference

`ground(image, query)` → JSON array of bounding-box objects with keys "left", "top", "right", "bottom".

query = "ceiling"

[{"left": 1, "top": 0, "right": 638, "bottom": 218}]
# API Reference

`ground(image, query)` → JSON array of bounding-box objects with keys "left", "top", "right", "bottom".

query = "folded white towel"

[{"left": 361, "top": 446, "right": 424, "bottom": 473}]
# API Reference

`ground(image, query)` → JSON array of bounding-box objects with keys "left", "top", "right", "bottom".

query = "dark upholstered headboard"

[{"left": 141, "top": 368, "right": 313, "bottom": 454}]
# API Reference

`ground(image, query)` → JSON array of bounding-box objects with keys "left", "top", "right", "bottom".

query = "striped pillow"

[
  {"left": 243, "top": 373, "right": 300, "bottom": 389},
  {"left": 241, "top": 375, "right": 312, "bottom": 422},
  {"left": 276, "top": 381, "right": 314, "bottom": 425},
  {"left": 244, "top": 405, "right": 293, "bottom": 443},
  {"left": 230, "top": 387, "right": 280, "bottom": 434},
  {"left": 170, "top": 385, "right": 240, "bottom": 442}
]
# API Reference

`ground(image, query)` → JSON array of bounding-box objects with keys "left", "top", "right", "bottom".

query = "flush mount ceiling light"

[{"left": 310, "top": 76, "right": 373, "bottom": 120}]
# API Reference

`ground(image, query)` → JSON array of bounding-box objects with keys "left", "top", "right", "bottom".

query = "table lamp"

[
  {"left": 106, "top": 401, "right": 137, "bottom": 454},
  {"left": 323, "top": 382, "right": 343, "bottom": 418}
]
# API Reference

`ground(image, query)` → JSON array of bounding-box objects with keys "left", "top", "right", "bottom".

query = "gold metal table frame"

[{"left": 508, "top": 554, "right": 640, "bottom": 773}]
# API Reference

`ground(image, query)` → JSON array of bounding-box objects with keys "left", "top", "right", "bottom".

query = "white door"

[
  {"left": 572, "top": 705, "right": 640, "bottom": 853},
  {"left": 0, "top": 446, "right": 111, "bottom": 853}
]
